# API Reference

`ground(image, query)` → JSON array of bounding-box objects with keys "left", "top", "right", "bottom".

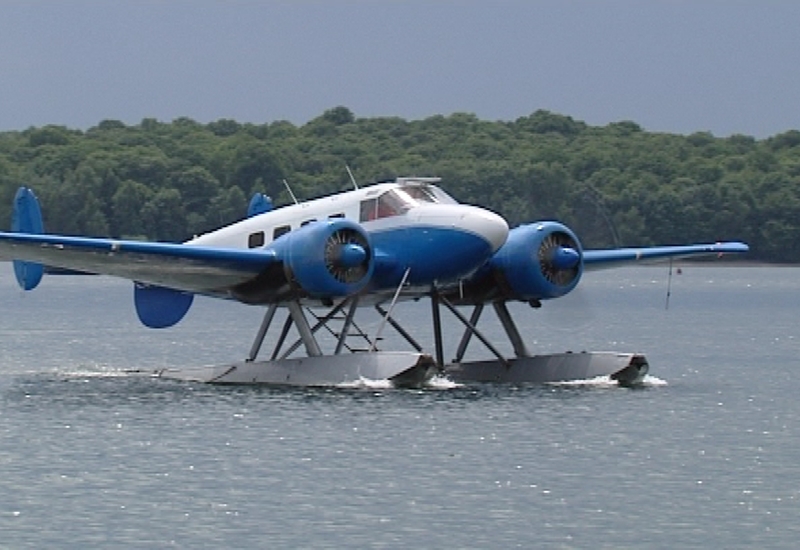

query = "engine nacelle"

[
  {"left": 270, "top": 218, "right": 374, "bottom": 299},
  {"left": 489, "top": 221, "right": 583, "bottom": 301}
]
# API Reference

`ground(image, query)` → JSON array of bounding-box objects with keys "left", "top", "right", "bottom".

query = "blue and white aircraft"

[{"left": 0, "top": 177, "right": 748, "bottom": 387}]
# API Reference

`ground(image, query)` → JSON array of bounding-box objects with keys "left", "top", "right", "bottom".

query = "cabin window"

[
  {"left": 301, "top": 219, "right": 316, "bottom": 227},
  {"left": 273, "top": 225, "right": 291, "bottom": 239},
  {"left": 329, "top": 213, "right": 345, "bottom": 219},
  {"left": 248, "top": 231, "right": 265, "bottom": 248}
]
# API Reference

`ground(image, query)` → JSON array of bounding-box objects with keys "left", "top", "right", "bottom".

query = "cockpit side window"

[
  {"left": 360, "top": 190, "right": 415, "bottom": 221},
  {"left": 359, "top": 198, "right": 378, "bottom": 222}
]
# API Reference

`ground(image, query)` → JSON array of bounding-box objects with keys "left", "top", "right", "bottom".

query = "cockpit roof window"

[
  {"left": 397, "top": 184, "right": 458, "bottom": 205},
  {"left": 399, "top": 184, "right": 438, "bottom": 203}
]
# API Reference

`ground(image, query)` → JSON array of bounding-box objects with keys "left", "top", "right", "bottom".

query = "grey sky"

[{"left": 2, "top": 1, "right": 798, "bottom": 137}]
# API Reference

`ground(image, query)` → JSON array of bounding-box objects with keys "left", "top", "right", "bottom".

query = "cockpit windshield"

[{"left": 359, "top": 184, "right": 460, "bottom": 222}]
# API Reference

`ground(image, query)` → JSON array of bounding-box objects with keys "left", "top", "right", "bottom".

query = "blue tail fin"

[
  {"left": 11, "top": 187, "right": 44, "bottom": 290},
  {"left": 247, "top": 193, "right": 273, "bottom": 218}
]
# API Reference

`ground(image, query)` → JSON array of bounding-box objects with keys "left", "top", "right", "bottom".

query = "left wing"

[
  {"left": 0, "top": 231, "right": 278, "bottom": 297},
  {"left": 583, "top": 242, "right": 749, "bottom": 270}
]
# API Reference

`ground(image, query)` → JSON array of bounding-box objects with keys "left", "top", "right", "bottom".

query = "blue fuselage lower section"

[{"left": 368, "top": 225, "right": 495, "bottom": 290}]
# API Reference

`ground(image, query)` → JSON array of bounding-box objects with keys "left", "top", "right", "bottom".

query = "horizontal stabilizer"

[
  {"left": 134, "top": 283, "right": 194, "bottom": 328},
  {"left": 583, "top": 242, "right": 749, "bottom": 270},
  {"left": 11, "top": 187, "right": 45, "bottom": 290}
]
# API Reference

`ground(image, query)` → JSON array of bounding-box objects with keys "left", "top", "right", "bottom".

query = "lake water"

[{"left": 1, "top": 266, "right": 798, "bottom": 548}]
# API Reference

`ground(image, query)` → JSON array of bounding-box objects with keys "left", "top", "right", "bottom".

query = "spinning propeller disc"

[{"left": 324, "top": 228, "right": 370, "bottom": 284}]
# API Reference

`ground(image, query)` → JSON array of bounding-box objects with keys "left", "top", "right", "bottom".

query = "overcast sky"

[{"left": 2, "top": 1, "right": 798, "bottom": 137}]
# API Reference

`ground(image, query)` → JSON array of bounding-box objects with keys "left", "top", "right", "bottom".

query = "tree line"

[{"left": 1, "top": 106, "right": 798, "bottom": 262}]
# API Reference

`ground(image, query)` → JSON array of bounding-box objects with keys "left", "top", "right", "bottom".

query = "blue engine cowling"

[
  {"left": 488, "top": 221, "right": 583, "bottom": 300},
  {"left": 269, "top": 218, "right": 374, "bottom": 298}
]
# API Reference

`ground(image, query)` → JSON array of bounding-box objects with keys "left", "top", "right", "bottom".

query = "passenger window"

[
  {"left": 329, "top": 213, "right": 345, "bottom": 219},
  {"left": 248, "top": 231, "right": 265, "bottom": 248},
  {"left": 273, "top": 225, "right": 291, "bottom": 239},
  {"left": 300, "top": 219, "right": 316, "bottom": 226}
]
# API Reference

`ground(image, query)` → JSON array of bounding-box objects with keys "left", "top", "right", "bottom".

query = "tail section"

[
  {"left": 247, "top": 193, "right": 273, "bottom": 218},
  {"left": 11, "top": 187, "right": 44, "bottom": 290}
]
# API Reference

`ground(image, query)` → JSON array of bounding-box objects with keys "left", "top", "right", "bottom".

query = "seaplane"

[{"left": 0, "top": 177, "right": 748, "bottom": 388}]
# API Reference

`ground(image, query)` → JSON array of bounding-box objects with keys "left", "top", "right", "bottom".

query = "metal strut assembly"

[
  {"left": 431, "top": 292, "right": 445, "bottom": 368},
  {"left": 453, "top": 303, "right": 484, "bottom": 363},
  {"left": 249, "top": 296, "right": 379, "bottom": 362},
  {"left": 492, "top": 301, "right": 530, "bottom": 358},
  {"left": 373, "top": 304, "right": 423, "bottom": 352},
  {"left": 334, "top": 296, "right": 360, "bottom": 354},
  {"left": 287, "top": 301, "right": 322, "bottom": 357},
  {"left": 247, "top": 304, "right": 278, "bottom": 362},
  {"left": 279, "top": 300, "right": 350, "bottom": 359},
  {"left": 441, "top": 298, "right": 509, "bottom": 367}
]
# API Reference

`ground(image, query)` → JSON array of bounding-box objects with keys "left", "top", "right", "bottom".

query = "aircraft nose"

[{"left": 460, "top": 206, "right": 509, "bottom": 252}]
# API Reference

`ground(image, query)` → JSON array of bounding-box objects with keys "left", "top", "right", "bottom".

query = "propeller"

[
  {"left": 537, "top": 231, "right": 582, "bottom": 287},
  {"left": 324, "top": 228, "right": 371, "bottom": 284}
]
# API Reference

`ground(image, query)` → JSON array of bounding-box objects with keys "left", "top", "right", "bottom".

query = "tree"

[
  {"left": 2, "top": 108, "right": 799, "bottom": 261},
  {"left": 112, "top": 180, "right": 153, "bottom": 238},
  {"left": 141, "top": 189, "right": 187, "bottom": 241}
]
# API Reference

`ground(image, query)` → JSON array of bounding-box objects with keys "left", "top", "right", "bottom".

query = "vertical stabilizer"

[
  {"left": 247, "top": 193, "right": 273, "bottom": 218},
  {"left": 11, "top": 187, "right": 44, "bottom": 290}
]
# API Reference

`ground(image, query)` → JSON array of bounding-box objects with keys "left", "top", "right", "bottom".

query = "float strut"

[
  {"left": 271, "top": 313, "right": 295, "bottom": 360},
  {"left": 493, "top": 301, "right": 530, "bottom": 358},
  {"left": 247, "top": 304, "right": 278, "bottom": 362},
  {"left": 374, "top": 304, "right": 424, "bottom": 352},
  {"left": 440, "top": 298, "right": 509, "bottom": 367},
  {"left": 453, "top": 304, "right": 484, "bottom": 363},
  {"left": 334, "top": 296, "right": 359, "bottom": 355},
  {"left": 280, "top": 301, "right": 349, "bottom": 359},
  {"left": 431, "top": 293, "right": 445, "bottom": 368},
  {"left": 286, "top": 301, "right": 322, "bottom": 357}
]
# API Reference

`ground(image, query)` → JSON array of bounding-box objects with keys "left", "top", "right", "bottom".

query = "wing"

[
  {"left": 0, "top": 231, "right": 278, "bottom": 297},
  {"left": 582, "top": 242, "right": 749, "bottom": 271}
]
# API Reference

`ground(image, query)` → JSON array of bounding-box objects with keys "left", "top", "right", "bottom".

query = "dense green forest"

[{"left": 1, "top": 107, "right": 798, "bottom": 262}]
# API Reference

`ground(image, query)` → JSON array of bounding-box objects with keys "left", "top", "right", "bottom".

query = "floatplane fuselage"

[{"left": 0, "top": 177, "right": 748, "bottom": 387}]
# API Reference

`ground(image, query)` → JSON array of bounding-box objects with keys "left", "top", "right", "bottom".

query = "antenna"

[
  {"left": 282, "top": 179, "right": 299, "bottom": 205},
  {"left": 665, "top": 258, "right": 673, "bottom": 310},
  {"left": 345, "top": 165, "right": 359, "bottom": 190}
]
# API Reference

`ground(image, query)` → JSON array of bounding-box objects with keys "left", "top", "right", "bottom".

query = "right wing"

[{"left": 582, "top": 242, "right": 749, "bottom": 271}]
